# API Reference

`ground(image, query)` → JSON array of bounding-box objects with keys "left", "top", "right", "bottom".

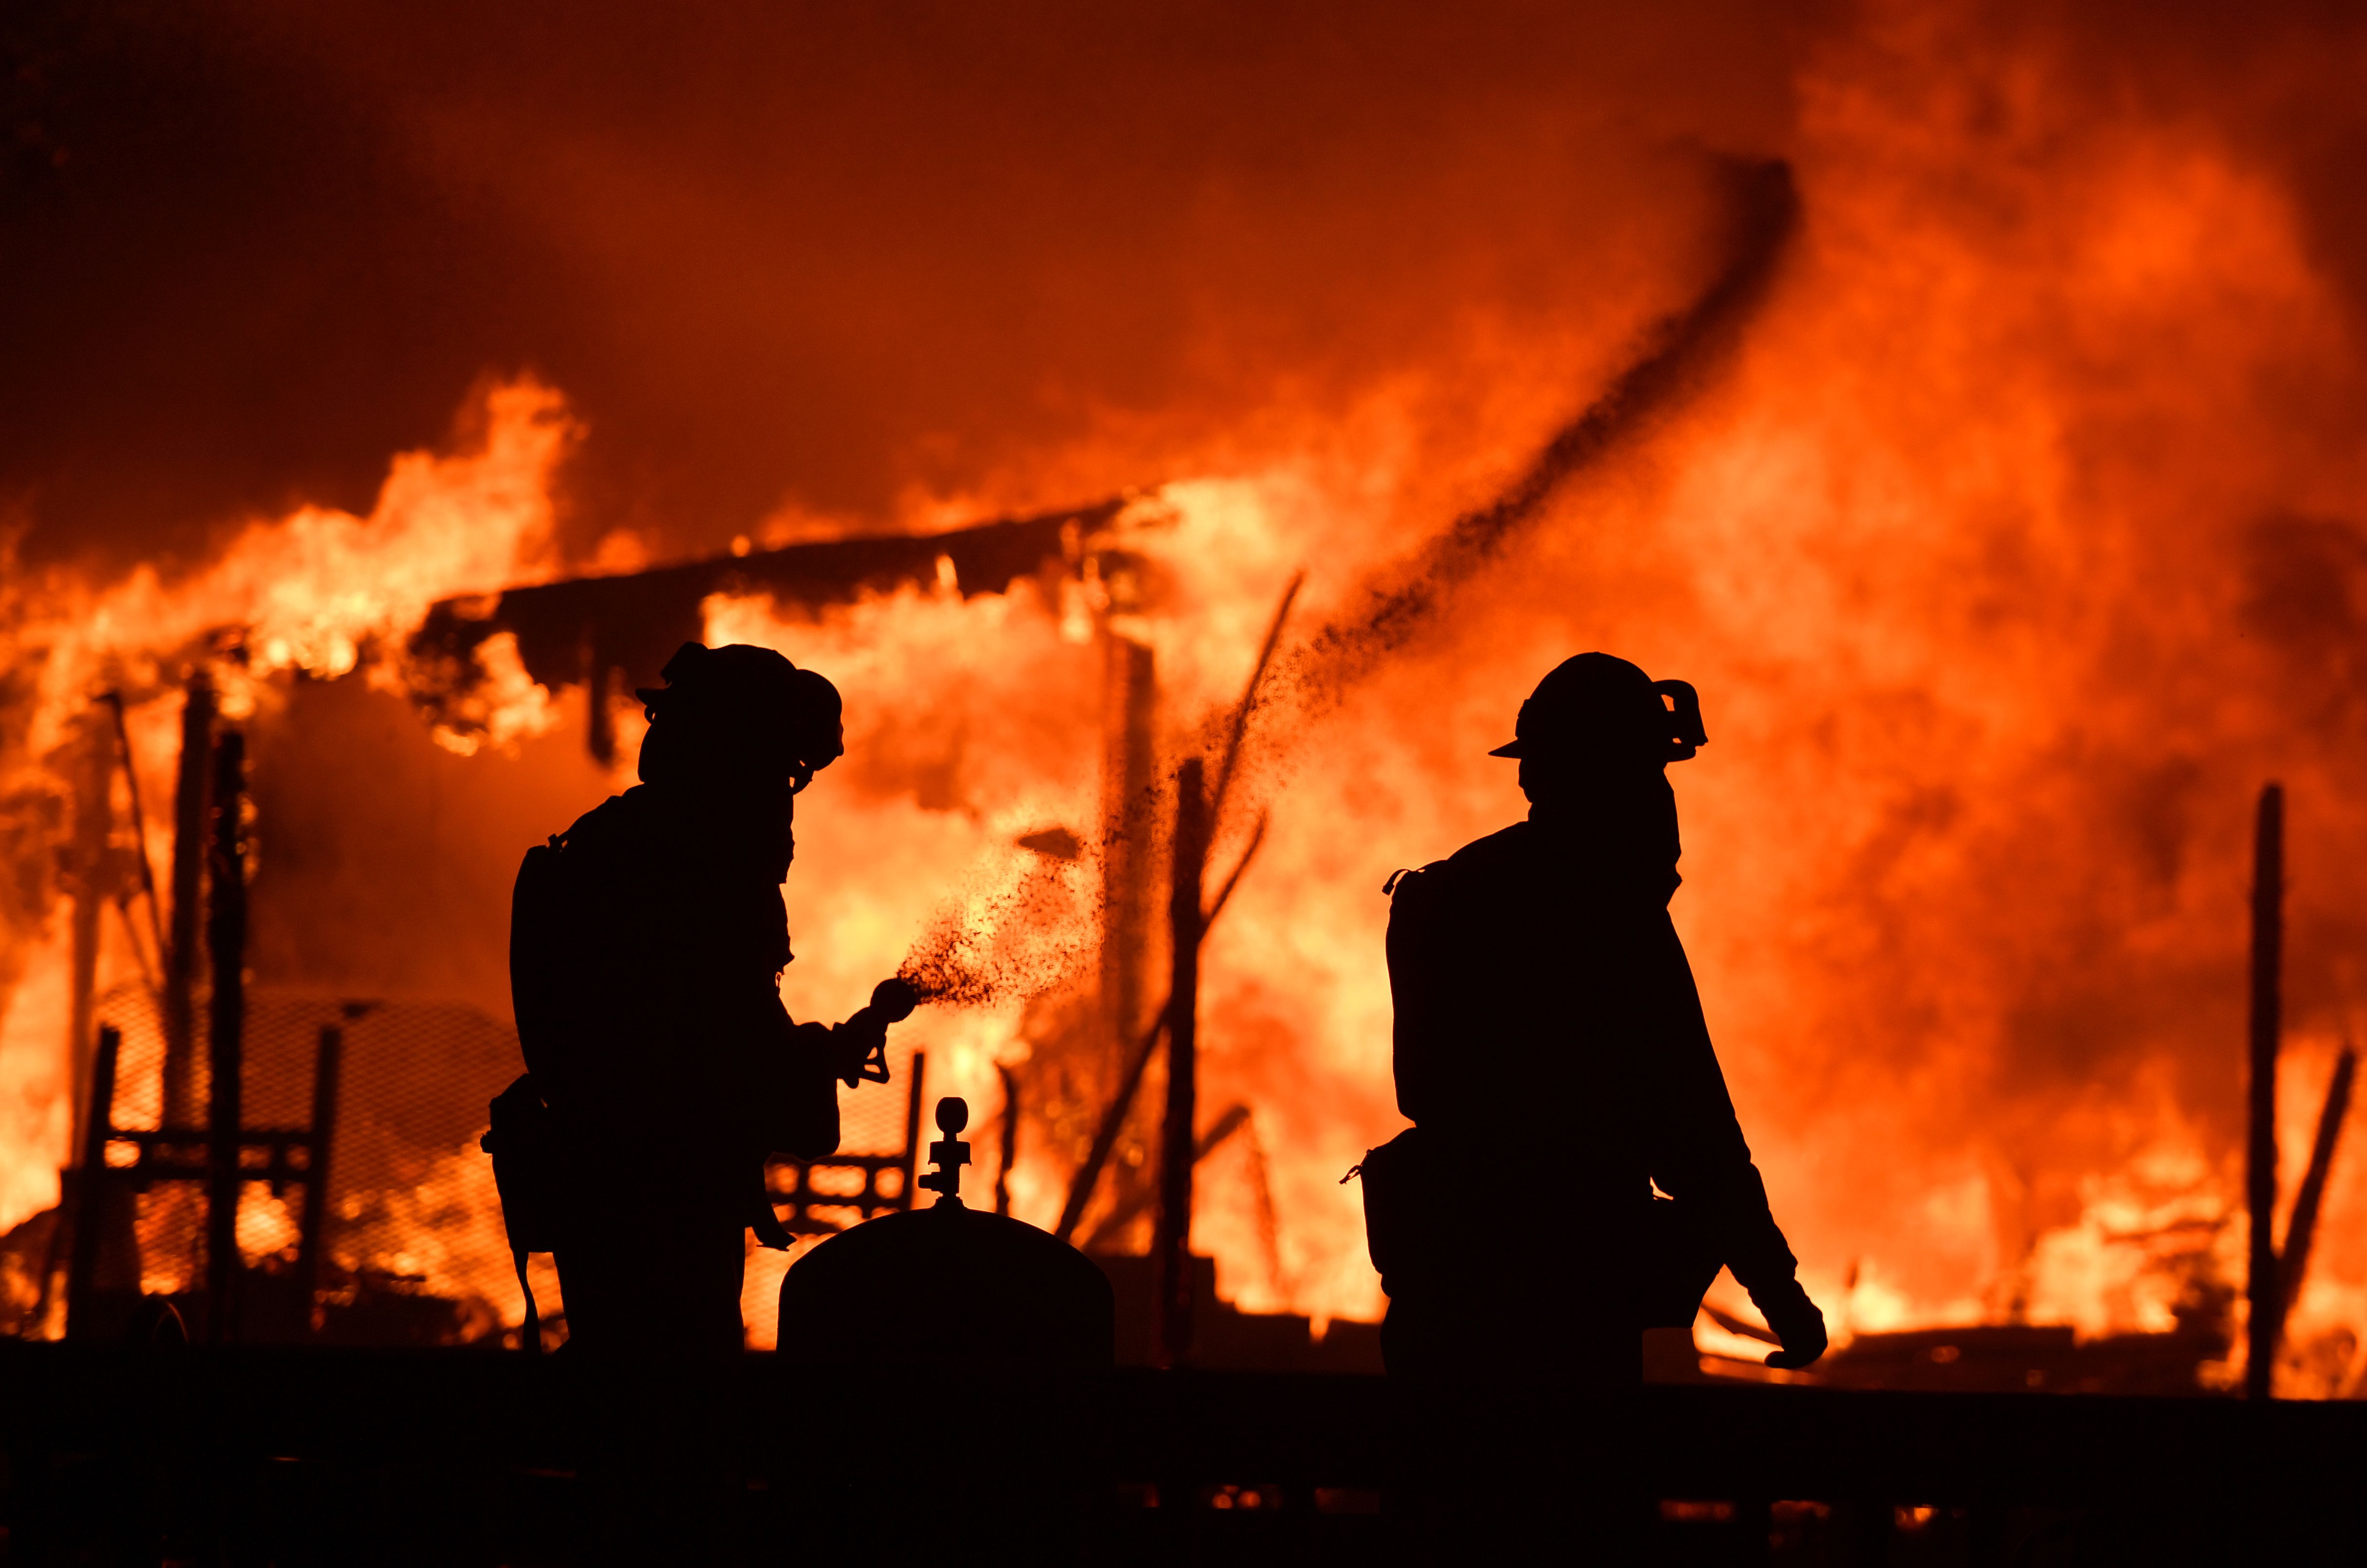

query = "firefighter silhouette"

[
  {"left": 503, "top": 641, "right": 913, "bottom": 1354},
  {"left": 1370, "top": 653, "right": 1825, "bottom": 1382}
]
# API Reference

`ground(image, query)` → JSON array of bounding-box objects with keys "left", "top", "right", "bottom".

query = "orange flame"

[{"left": 6, "top": 13, "right": 2367, "bottom": 1399}]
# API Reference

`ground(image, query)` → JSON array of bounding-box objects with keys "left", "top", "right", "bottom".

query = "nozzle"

[{"left": 872, "top": 976, "right": 919, "bottom": 1023}]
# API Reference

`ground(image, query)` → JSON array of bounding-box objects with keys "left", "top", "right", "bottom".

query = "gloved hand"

[
  {"left": 1756, "top": 1282, "right": 1828, "bottom": 1370},
  {"left": 826, "top": 1017, "right": 884, "bottom": 1085},
  {"left": 829, "top": 978, "right": 919, "bottom": 1086}
]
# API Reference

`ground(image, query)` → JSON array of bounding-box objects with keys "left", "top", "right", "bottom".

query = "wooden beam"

[
  {"left": 2246, "top": 782, "right": 2283, "bottom": 1401},
  {"left": 1152, "top": 758, "right": 1209, "bottom": 1368},
  {"left": 205, "top": 731, "right": 248, "bottom": 1345}
]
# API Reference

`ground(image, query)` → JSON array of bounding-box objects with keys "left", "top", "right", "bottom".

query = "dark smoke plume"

[{"left": 1274, "top": 158, "right": 1799, "bottom": 717}]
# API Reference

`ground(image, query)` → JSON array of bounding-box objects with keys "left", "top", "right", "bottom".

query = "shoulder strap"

[
  {"left": 482, "top": 1073, "right": 559, "bottom": 1353},
  {"left": 510, "top": 835, "right": 576, "bottom": 1081},
  {"left": 512, "top": 1248, "right": 542, "bottom": 1353},
  {"left": 1383, "top": 858, "right": 1450, "bottom": 901}
]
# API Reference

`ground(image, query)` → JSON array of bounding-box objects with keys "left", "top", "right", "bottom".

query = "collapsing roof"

[{"left": 410, "top": 499, "right": 1120, "bottom": 757}]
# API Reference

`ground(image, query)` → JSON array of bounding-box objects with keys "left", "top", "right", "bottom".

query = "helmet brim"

[{"left": 1488, "top": 740, "right": 1523, "bottom": 758}]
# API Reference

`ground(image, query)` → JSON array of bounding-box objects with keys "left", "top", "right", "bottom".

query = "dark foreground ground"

[{"left": 2, "top": 1343, "right": 2359, "bottom": 1565}]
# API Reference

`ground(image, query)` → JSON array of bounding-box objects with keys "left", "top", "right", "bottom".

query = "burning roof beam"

[{"left": 412, "top": 499, "right": 1121, "bottom": 758}]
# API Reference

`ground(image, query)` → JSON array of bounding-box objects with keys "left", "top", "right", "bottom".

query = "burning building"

[{"left": 5, "top": 0, "right": 2367, "bottom": 1406}]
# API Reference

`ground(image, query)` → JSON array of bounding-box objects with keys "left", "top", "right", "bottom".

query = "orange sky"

[{"left": 8, "top": 0, "right": 2254, "bottom": 572}]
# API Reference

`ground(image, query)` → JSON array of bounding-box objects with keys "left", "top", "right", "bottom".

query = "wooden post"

[
  {"left": 1153, "top": 758, "right": 1209, "bottom": 1369},
  {"left": 993, "top": 1064, "right": 1020, "bottom": 1218},
  {"left": 896, "top": 1052, "right": 928, "bottom": 1213},
  {"left": 2246, "top": 782, "right": 2283, "bottom": 1401},
  {"left": 1063, "top": 582, "right": 1288, "bottom": 1250},
  {"left": 205, "top": 730, "right": 247, "bottom": 1344},
  {"left": 582, "top": 627, "right": 617, "bottom": 765},
  {"left": 63, "top": 719, "right": 111, "bottom": 1174},
  {"left": 163, "top": 674, "right": 214, "bottom": 1130},
  {"left": 294, "top": 1023, "right": 344, "bottom": 1326},
  {"left": 1100, "top": 634, "right": 1156, "bottom": 1091},
  {"left": 99, "top": 692, "right": 170, "bottom": 977},
  {"left": 63, "top": 1026, "right": 121, "bottom": 1342}
]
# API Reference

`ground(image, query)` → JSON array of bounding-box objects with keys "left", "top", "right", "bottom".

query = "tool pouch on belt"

[
  {"left": 482, "top": 1073, "right": 562, "bottom": 1352},
  {"left": 1344, "top": 1126, "right": 1432, "bottom": 1299},
  {"left": 1350, "top": 1128, "right": 1723, "bottom": 1328},
  {"left": 1640, "top": 1193, "right": 1724, "bottom": 1329},
  {"left": 509, "top": 834, "right": 578, "bottom": 1085},
  {"left": 489, "top": 830, "right": 584, "bottom": 1352}
]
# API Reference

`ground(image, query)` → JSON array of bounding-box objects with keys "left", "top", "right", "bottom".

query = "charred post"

[
  {"left": 1062, "top": 584, "right": 1284, "bottom": 1247},
  {"left": 164, "top": 673, "right": 215, "bottom": 1128},
  {"left": 62, "top": 717, "right": 112, "bottom": 1169},
  {"left": 2246, "top": 782, "right": 2283, "bottom": 1400},
  {"left": 62, "top": 1026, "right": 121, "bottom": 1342},
  {"left": 294, "top": 1022, "right": 345, "bottom": 1324},
  {"left": 896, "top": 1051, "right": 929, "bottom": 1216},
  {"left": 1100, "top": 633, "right": 1156, "bottom": 1082},
  {"left": 994, "top": 1063, "right": 1020, "bottom": 1218},
  {"left": 581, "top": 626, "right": 617, "bottom": 765},
  {"left": 1153, "top": 756, "right": 1209, "bottom": 1368},
  {"left": 205, "top": 729, "right": 248, "bottom": 1344},
  {"left": 100, "top": 692, "right": 169, "bottom": 971}
]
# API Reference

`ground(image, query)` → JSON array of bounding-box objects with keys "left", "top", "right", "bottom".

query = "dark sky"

[{"left": 5, "top": 1, "right": 2365, "bottom": 578}]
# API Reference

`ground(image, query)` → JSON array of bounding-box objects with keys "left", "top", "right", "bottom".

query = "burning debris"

[{"left": 5, "top": 8, "right": 2367, "bottom": 1407}]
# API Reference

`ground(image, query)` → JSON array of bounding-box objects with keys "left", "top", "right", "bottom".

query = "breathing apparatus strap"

[{"left": 512, "top": 1248, "right": 541, "bottom": 1353}]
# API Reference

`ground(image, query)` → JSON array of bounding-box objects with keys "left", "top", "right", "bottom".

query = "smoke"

[
  {"left": 10, "top": 2, "right": 2367, "bottom": 583},
  {"left": 1269, "top": 158, "right": 1799, "bottom": 727},
  {"left": 0, "top": 0, "right": 1810, "bottom": 572}
]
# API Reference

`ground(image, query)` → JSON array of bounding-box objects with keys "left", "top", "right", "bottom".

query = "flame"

[
  {"left": 0, "top": 923, "right": 75, "bottom": 1233},
  {"left": 428, "top": 632, "right": 564, "bottom": 758},
  {"left": 7, "top": 9, "right": 2367, "bottom": 1393},
  {"left": 0, "top": 377, "right": 575, "bottom": 1238},
  {"left": 19, "top": 377, "right": 571, "bottom": 740}
]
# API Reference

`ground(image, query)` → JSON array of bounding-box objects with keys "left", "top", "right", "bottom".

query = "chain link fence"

[{"left": 53, "top": 983, "right": 924, "bottom": 1348}]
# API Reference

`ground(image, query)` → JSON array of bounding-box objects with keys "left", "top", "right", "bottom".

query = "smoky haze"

[
  {"left": 17, "top": 2, "right": 2367, "bottom": 576},
  {"left": 1, "top": 0, "right": 1817, "bottom": 574}
]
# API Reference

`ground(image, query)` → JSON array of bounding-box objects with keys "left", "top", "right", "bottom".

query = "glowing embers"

[
  {"left": 1660, "top": 1499, "right": 1737, "bottom": 1523},
  {"left": 1110, "top": 1482, "right": 1378, "bottom": 1513},
  {"left": 1657, "top": 1500, "right": 1989, "bottom": 1557}
]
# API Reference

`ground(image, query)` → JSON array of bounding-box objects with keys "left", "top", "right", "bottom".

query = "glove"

[
  {"left": 827, "top": 1018, "right": 884, "bottom": 1086},
  {"left": 829, "top": 978, "right": 919, "bottom": 1087},
  {"left": 1755, "top": 1282, "right": 1828, "bottom": 1370}
]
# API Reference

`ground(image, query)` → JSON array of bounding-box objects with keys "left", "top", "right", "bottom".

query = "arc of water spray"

[
  {"left": 986, "top": 161, "right": 1798, "bottom": 1242},
  {"left": 1271, "top": 157, "right": 1799, "bottom": 731},
  {"left": 1207, "top": 570, "right": 1304, "bottom": 836}
]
